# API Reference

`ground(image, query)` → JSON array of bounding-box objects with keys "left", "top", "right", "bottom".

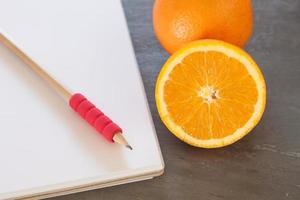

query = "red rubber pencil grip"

[{"left": 69, "top": 93, "right": 122, "bottom": 142}]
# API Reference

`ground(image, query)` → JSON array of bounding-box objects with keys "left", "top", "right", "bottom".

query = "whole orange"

[{"left": 153, "top": 0, "right": 253, "bottom": 54}]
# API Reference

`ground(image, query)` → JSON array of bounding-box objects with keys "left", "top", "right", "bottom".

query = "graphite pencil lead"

[{"left": 126, "top": 145, "right": 133, "bottom": 150}]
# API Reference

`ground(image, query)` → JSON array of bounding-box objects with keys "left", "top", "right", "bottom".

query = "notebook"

[{"left": 0, "top": 0, "right": 164, "bottom": 199}]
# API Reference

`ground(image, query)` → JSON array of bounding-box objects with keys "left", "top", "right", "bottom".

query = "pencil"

[{"left": 0, "top": 31, "right": 132, "bottom": 150}]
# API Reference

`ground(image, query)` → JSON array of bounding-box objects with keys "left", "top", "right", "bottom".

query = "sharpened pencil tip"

[
  {"left": 126, "top": 145, "right": 133, "bottom": 150},
  {"left": 113, "top": 133, "right": 133, "bottom": 151}
]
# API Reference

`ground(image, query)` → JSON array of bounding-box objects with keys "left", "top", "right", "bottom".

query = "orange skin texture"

[{"left": 153, "top": 0, "right": 253, "bottom": 54}]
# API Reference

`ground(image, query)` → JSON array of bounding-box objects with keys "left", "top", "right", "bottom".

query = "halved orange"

[{"left": 155, "top": 40, "right": 266, "bottom": 148}]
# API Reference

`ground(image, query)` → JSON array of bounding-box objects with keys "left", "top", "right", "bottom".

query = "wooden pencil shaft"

[
  {"left": 0, "top": 32, "right": 72, "bottom": 101},
  {"left": 0, "top": 32, "right": 132, "bottom": 149}
]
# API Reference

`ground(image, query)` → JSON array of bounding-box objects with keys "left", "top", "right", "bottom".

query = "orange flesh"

[{"left": 164, "top": 51, "right": 258, "bottom": 140}]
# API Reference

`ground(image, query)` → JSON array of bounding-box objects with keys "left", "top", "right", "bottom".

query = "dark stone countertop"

[{"left": 51, "top": 0, "right": 300, "bottom": 199}]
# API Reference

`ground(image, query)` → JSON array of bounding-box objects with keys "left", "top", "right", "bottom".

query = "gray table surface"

[{"left": 51, "top": 0, "right": 300, "bottom": 199}]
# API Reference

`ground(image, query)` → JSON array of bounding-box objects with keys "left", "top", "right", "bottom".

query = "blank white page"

[{"left": 0, "top": 0, "right": 163, "bottom": 198}]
